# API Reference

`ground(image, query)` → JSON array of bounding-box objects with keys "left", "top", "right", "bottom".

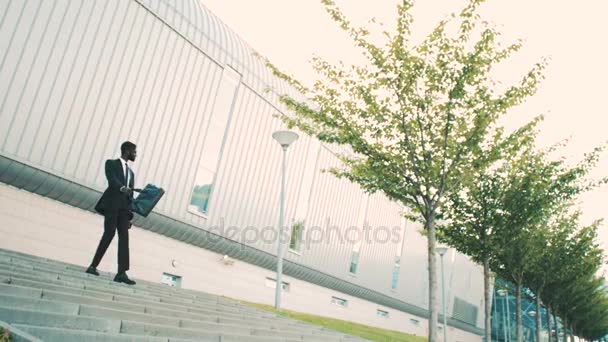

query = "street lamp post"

[
  {"left": 528, "top": 311, "right": 537, "bottom": 342},
  {"left": 436, "top": 246, "right": 449, "bottom": 342},
  {"left": 505, "top": 291, "right": 512, "bottom": 341},
  {"left": 272, "top": 130, "right": 298, "bottom": 310}
]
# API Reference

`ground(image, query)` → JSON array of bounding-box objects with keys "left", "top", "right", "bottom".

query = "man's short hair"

[{"left": 121, "top": 141, "right": 136, "bottom": 154}]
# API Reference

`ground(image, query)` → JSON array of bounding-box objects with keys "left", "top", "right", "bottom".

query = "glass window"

[
  {"left": 348, "top": 194, "right": 369, "bottom": 274},
  {"left": 331, "top": 296, "right": 348, "bottom": 307},
  {"left": 265, "top": 277, "right": 290, "bottom": 291},
  {"left": 288, "top": 139, "right": 321, "bottom": 256},
  {"left": 377, "top": 309, "right": 390, "bottom": 318},
  {"left": 189, "top": 167, "right": 215, "bottom": 216},
  {"left": 212, "top": 66, "right": 241, "bottom": 123},
  {"left": 200, "top": 123, "right": 225, "bottom": 171},
  {"left": 349, "top": 251, "right": 359, "bottom": 274},
  {"left": 161, "top": 272, "right": 182, "bottom": 288},
  {"left": 188, "top": 66, "right": 240, "bottom": 217},
  {"left": 289, "top": 220, "right": 305, "bottom": 252},
  {"left": 391, "top": 256, "right": 401, "bottom": 289},
  {"left": 391, "top": 215, "right": 407, "bottom": 289}
]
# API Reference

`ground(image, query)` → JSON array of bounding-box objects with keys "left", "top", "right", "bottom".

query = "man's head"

[{"left": 120, "top": 141, "right": 137, "bottom": 162}]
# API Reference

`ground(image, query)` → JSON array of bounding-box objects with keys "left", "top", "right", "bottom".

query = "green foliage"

[
  {"left": 457, "top": 142, "right": 606, "bottom": 286},
  {"left": 267, "top": 0, "right": 546, "bottom": 222},
  {"left": 0, "top": 327, "right": 10, "bottom": 342},
  {"left": 538, "top": 217, "right": 607, "bottom": 340}
]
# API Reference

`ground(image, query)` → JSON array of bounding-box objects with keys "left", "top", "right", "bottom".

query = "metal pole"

[
  {"left": 493, "top": 291, "right": 498, "bottom": 341},
  {"left": 441, "top": 253, "right": 448, "bottom": 342},
  {"left": 502, "top": 296, "right": 508, "bottom": 342},
  {"left": 275, "top": 146, "right": 287, "bottom": 309},
  {"left": 506, "top": 294, "right": 511, "bottom": 342}
]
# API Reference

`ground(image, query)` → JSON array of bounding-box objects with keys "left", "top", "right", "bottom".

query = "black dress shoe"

[
  {"left": 113, "top": 273, "right": 136, "bottom": 285},
  {"left": 85, "top": 267, "right": 99, "bottom": 276}
]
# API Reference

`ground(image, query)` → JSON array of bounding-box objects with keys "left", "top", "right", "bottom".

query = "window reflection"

[
  {"left": 289, "top": 220, "right": 304, "bottom": 252},
  {"left": 391, "top": 257, "right": 401, "bottom": 289},
  {"left": 189, "top": 167, "right": 214, "bottom": 215},
  {"left": 349, "top": 251, "right": 360, "bottom": 274}
]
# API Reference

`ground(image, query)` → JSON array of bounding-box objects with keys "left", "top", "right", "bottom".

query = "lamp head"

[
  {"left": 436, "top": 246, "right": 449, "bottom": 256},
  {"left": 272, "top": 130, "right": 299, "bottom": 148}
]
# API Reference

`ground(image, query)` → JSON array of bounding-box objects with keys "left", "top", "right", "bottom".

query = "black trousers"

[{"left": 90, "top": 209, "right": 131, "bottom": 273}]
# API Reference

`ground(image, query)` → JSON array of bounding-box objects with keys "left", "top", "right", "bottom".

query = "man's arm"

[
  {"left": 105, "top": 160, "right": 125, "bottom": 192},
  {"left": 129, "top": 170, "right": 140, "bottom": 193}
]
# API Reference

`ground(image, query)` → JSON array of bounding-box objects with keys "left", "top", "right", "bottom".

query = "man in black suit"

[{"left": 86, "top": 141, "right": 140, "bottom": 285}]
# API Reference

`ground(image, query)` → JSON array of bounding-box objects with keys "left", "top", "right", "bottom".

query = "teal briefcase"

[{"left": 132, "top": 184, "right": 165, "bottom": 217}]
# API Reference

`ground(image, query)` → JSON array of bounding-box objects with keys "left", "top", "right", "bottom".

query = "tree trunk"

[
  {"left": 536, "top": 294, "right": 542, "bottom": 342},
  {"left": 562, "top": 318, "right": 567, "bottom": 342},
  {"left": 483, "top": 256, "right": 492, "bottom": 342},
  {"left": 516, "top": 282, "right": 523, "bottom": 342},
  {"left": 546, "top": 306, "right": 552, "bottom": 342},
  {"left": 426, "top": 212, "right": 439, "bottom": 342}
]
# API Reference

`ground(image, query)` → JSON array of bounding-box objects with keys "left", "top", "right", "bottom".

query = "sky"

[{"left": 199, "top": 0, "right": 608, "bottom": 273}]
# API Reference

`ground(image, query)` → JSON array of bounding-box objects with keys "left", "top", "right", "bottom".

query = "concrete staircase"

[{"left": 0, "top": 248, "right": 370, "bottom": 342}]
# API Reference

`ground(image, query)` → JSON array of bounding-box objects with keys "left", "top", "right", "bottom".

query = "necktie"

[{"left": 124, "top": 163, "right": 129, "bottom": 186}]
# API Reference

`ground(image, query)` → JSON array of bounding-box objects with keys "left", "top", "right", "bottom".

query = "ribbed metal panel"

[
  {"left": 0, "top": 0, "right": 484, "bottom": 334},
  {"left": 299, "top": 147, "right": 365, "bottom": 276},
  {"left": 395, "top": 219, "right": 431, "bottom": 309},
  {"left": 356, "top": 193, "right": 403, "bottom": 292}
]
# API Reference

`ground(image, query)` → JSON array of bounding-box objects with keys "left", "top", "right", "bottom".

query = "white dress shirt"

[{"left": 120, "top": 158, "right": 130, "bottom": 186}]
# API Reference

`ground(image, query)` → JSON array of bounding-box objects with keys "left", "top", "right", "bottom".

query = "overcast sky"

[{"left": 199, "top": 0, "right": 608, "bottom": 273}]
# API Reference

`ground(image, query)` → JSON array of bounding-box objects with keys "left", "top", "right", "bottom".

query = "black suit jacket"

[{"left": 95, "top": 159, "right": 135, "bottom": 217}]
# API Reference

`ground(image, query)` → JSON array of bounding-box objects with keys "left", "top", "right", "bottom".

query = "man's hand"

[{"left": 120, "top": 186, "right": 134, "bottom": 195}]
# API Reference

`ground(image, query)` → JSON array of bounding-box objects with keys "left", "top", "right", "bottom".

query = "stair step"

[
  {"left": 0, "top": 294, "right": 79, "bottom": 315},
  {"left": 12, "top": 324, "right": 193, "bottom": 342},
  {"left": 0, "top": 306, "right": 121, "bottom": 333}
]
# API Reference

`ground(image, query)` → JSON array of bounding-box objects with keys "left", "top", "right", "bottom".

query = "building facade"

[{"left": 0, "top": 0, "right": 484, "bottom": 340}]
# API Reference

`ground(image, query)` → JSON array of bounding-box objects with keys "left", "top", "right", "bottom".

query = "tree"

[
  {"left": 524, "top": 209, "right": 578, "bottom": 342},
  {"left": 493, "top": 146, "right": 606, "bottom": 342},
  {"left": 438, "top": 130, "right": 540, "bottom": 341},
  {"left": 541, "top": 220, "right": 605, "bottom": 341},
  {"left": 568, "top": 276, "right": 608, "bottom": 341},
  {"left": 266, "top": 1, "right": 545, "bottom": 339},
  {"left": 439, "top": 126, "right": 538, "bottom": 342}
]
